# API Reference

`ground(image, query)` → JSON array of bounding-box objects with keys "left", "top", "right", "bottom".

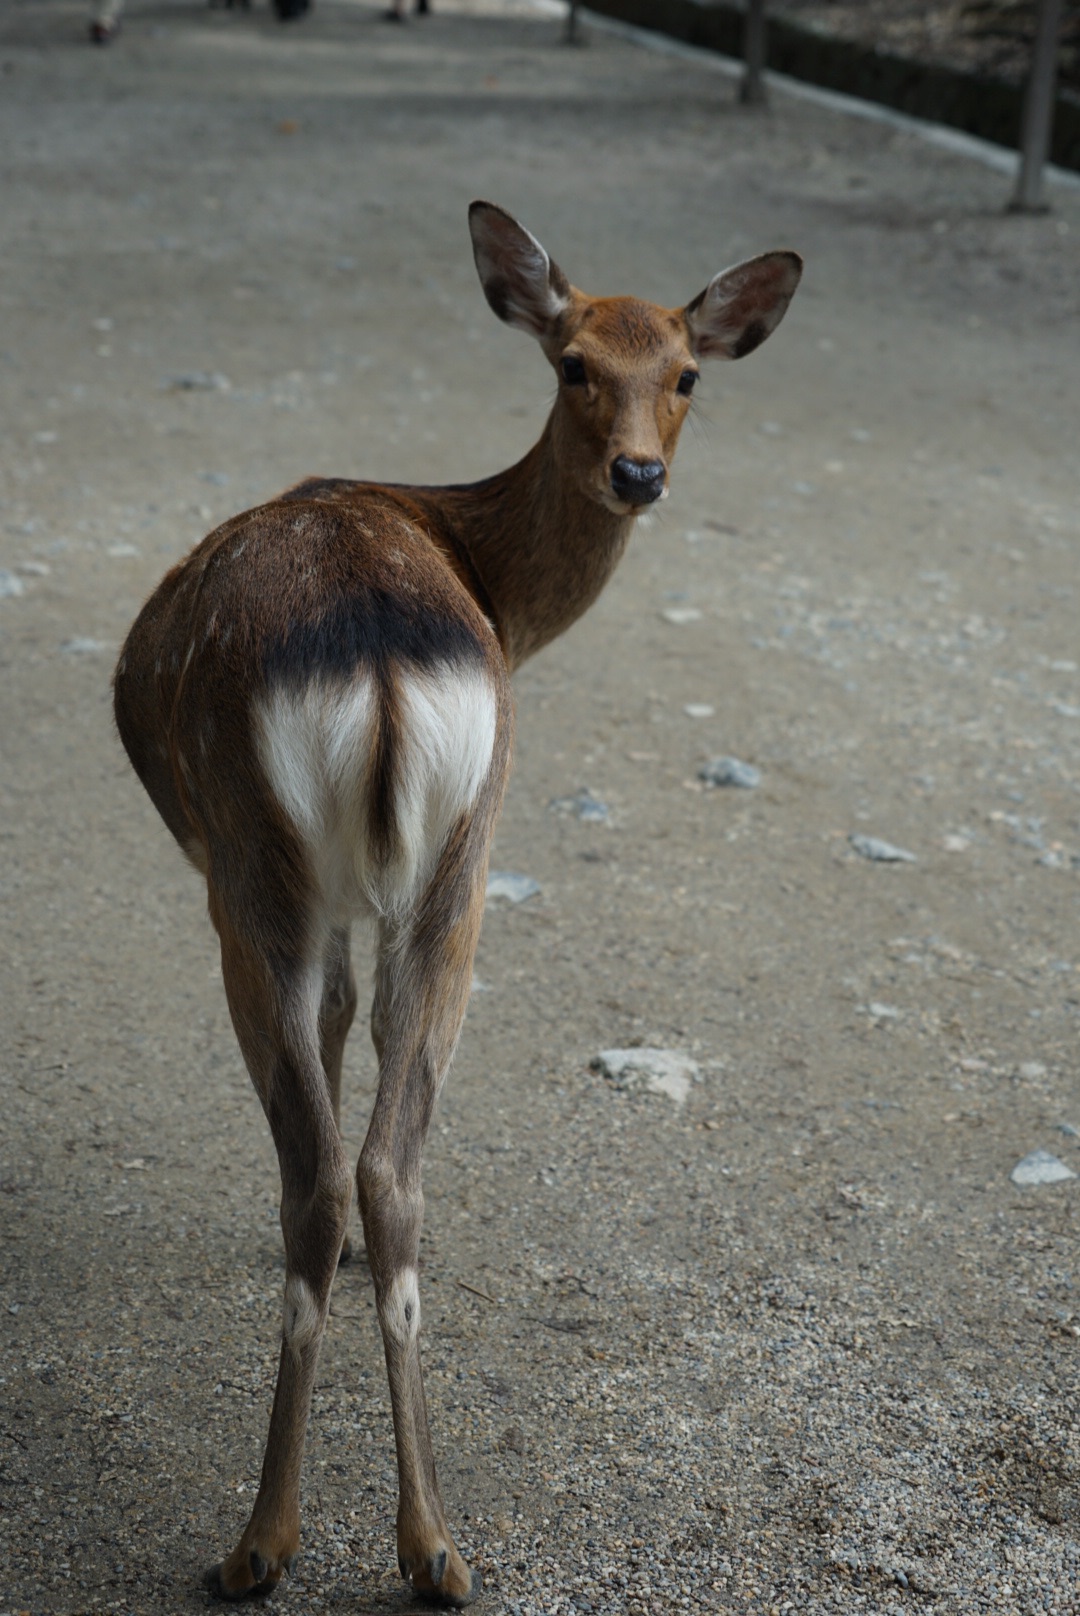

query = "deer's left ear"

[{"left": 684, "top": 250, "right": 803, "bottom": 360}]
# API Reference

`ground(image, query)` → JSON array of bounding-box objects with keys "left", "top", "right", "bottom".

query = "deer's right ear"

[{"left": 469, "top": 201, "right": 571, "bottom": 340}]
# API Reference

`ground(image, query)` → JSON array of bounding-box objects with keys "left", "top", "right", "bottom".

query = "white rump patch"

[
  {"left": 257, "top": 677, "right": 376, "bottom": 847},
  {"left": 379, "top": 1266, "right": 420, "bottom": 1347},
  {"left": 282, "top": 1274, "right": 322, "bottom": 1357},
  {"left": 255, "top": 664, "right": 497, "bottom": 918},
  {"left": 391, "top": 665, "right": 497, "bottom": 905}
]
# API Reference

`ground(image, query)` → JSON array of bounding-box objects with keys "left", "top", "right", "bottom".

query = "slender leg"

[
  {"left": 319, "top": 925, "right": 357, "bottom": 1128},
  {"left": 319, "top": 925, "right": 358, "bottom": 1261},
  {"left": 204, "top": 909, "right": 352, "bottom": 1600},
  {"left": 357, "top": 841, "right": 489, "bottom": 1608}
]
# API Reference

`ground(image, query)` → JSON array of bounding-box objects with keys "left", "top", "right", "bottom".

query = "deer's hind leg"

[
  {"left": 319, "top": 924, "right": 359, "bottom": 1261},
  {"left": 203, "top": 878, "right": 353, "bottom": 1600},
  {"left": 358, "top": 815, "right": 499, "bottom": 1608}
]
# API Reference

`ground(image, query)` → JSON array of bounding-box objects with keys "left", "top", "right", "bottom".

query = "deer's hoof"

[
  {"left": 204, "top": 1544, "right": 293, "bottom": 1601},
  {"left": 400, "top": 1544, "right": 482, "bottom": 1607}
]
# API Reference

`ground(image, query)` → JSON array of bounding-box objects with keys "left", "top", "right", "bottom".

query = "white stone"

[
  {"left": 486, "top": 871, "right": 541, "bottom": 905},
  {"left": 849, "top": 834, "right": 916, "bottom": 863},
  {"left": 1011, "top": 1150, "right": 1076, "bottom": 1187},
  {"left": 594, "top": 1047, "right": 701, "bottom": 1106}
]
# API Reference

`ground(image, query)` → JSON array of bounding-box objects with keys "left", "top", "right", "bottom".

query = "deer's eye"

[
  {"left": 560, "top": 355, "right": 587, "bottom": 387},
  {"left": 677, "top": 369, "right": 699, "bottom": 397}
]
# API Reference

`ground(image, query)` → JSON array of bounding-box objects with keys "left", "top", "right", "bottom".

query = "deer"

[{"left": 112, "top": 201, "right": 801, "bottom": 1606}]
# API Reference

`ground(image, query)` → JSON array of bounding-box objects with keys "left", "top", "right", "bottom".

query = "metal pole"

[
  {"left": 740, "top": 0, "right": 768, "bottom": 107},
  {"left": 1009, "top": 0, "right": 1063, "bottom": 213},
  {"left": 565, "top": 0, "right": 582, "bottom": 45}
]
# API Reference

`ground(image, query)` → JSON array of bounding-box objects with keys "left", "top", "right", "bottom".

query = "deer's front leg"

[
  {"left": 205, "top": 920, "right": 352, "bottom": 1600},
  {"left": 357, "top": 907, "right": 485, "bottom": 1609}
]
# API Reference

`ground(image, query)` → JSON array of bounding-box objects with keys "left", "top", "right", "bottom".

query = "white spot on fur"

[
  {"left": 255, "top": 665, "right": 498, "bottom": 919},
  {"left": 283, "top": 1275, "right": 322, "bottom": 1358},
  {"left": 379, "top": 1267, "right": 420, "bottom": 1347}
]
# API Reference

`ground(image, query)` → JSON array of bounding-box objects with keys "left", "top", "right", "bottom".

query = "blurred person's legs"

[{"left": 89, "top": 0, "right": 123, "bottom": 43}]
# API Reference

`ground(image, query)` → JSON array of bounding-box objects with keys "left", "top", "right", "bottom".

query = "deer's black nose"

[{"left": 610, "top": 456, "right": 666, "bottom": 506}]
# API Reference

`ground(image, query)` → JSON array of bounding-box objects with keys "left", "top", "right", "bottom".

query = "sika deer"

[{"left": 113, "top": 202, "right": 801, "bottom": 1605}]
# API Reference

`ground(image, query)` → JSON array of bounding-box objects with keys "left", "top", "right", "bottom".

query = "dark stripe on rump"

[{"left": 260, "top": 584, "right": 486, "bottom": 687}]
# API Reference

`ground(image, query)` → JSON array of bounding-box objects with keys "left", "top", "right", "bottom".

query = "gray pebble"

[
  {"left": 165, "top": 370, "right": 232, "bottom": 392},
  {"left": 1010, "top": 1149, "right": 1077, "bottom": 1187},
  {"left": 0, "top": 569, "right": 25, "bottom": 598},
  {"left": 849, "top": 833, "right": 916, "bottom": 863},
  {"left": 486, "top": 872, "right": 541, "bottom": 905},
  {"left": 699, "top": 756, "right": 761, "bottom": 790},
  {"left": 549, "top": 788, "right": 609, "bottom": 823}
]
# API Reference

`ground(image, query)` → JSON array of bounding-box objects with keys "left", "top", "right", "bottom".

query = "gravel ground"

[{"left": 1, "top": 3, "right": 1079, "bottom": 1614}]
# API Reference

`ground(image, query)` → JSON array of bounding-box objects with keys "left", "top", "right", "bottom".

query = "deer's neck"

[{"left": 413, "top": 417, "right": 635, "bottom": 671}]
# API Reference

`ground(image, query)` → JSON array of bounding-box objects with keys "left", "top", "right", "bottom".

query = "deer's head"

[{"left": 469, "top": 201, "right": 802, "bottom": 516}]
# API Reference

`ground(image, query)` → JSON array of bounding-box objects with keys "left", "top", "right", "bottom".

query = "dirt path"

[{"left": 1, "top": 4, "right": 1079, "bottom": 1612}]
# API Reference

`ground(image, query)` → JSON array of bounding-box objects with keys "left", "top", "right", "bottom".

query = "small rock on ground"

[
  {"left": 849, "top": 833, "right": 917, "bottom": 863},
  {"left": 699, "top": 756, "right": 761, "bottom": 789},
  {"left": 549, "top": 788, "right": 609, "bottom": 822},
  {"left": 486, "top": 871, "right": 541, "bottom": 904},
  {"left": 593, "top": 1047, "right": 702, "bottom": 1105},
  {"left": 1011, "top": 1149, "right": 1077, "bottom": 1187}
]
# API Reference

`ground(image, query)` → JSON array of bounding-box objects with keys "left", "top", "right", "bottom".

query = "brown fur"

[{"left": 112, "top": 203, "right": 800, "bottom": 1606}]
